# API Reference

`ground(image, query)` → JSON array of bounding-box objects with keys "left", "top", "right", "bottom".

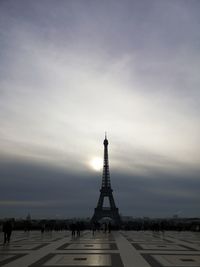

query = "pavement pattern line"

[{"left": 1, "top": 231, "right": 200, "bottom": 267}]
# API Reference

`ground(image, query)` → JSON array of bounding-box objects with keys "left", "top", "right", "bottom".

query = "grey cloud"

[{"left": 0, "top": 159, "right": 199, "bottom": 218}]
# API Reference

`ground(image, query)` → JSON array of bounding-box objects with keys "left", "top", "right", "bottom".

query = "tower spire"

[{"left": 102, "top": 132, "right": 110, "bottom": 188}]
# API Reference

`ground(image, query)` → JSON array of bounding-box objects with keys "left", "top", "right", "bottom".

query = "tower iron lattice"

[{"left": 91, "top": 134, "right": 121, "bottom": 226}]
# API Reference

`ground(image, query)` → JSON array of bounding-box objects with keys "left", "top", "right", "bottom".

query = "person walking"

[
  {"left": 108, "top": 222, "right": 112, "bottom": 233},
  {"left": 103, "top": 222, "right": 107, "bottom": 233},
  {"left": 70, "top": 223, "right": 76, "bottom": 237},
  {"left": 3, "top": 220, "right": 13, "bottom": 244},
  {"left": 76, "top": 222, "right": 81, "bottom": 237}
]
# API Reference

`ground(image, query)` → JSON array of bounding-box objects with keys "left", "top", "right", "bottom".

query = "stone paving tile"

[{"left": 0, "top": 231, "right": 200, "bottom": 266}]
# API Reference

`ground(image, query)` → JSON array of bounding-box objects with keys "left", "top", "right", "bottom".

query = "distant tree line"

[
  {"left": 0, "top": 217, "right": 199, "bottom": 232},
  {"left": 121, "top": 218, "right": 200, "bottom": 231}
]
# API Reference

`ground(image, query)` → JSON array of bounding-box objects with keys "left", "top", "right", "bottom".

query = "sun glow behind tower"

[{"left": 90, "top": 157, "right": 103, "bottom": 172}]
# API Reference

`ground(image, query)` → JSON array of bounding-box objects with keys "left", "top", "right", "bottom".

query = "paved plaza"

[{"left": 0, "top": 230, "right": 200, "bottom": 267}]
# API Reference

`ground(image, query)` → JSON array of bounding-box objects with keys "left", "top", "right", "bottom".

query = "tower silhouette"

[{"left": 91, "top": 134, "right": 121, "bottom": 225}]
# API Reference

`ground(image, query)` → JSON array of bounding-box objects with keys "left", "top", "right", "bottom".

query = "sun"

[{"left": 90, "top": 157, "right": 103, "bottom": 172}]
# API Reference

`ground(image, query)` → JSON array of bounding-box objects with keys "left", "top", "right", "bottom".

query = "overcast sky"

[{"left": 0, "top": 0, "right": 200, "bottom": 219}]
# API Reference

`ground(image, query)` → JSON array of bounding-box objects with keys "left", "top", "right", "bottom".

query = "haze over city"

[{"left": 0, "top": 0, "right": 200, "bottom": 218}]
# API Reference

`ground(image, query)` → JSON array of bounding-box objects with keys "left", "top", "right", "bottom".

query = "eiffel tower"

[{"left": 91, "top": 134, "right": 121, "bottom": 225}]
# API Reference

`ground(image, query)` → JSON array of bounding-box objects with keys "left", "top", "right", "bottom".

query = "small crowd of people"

[
  {"left": 2, "top": 220, "right": 13, "bottom": 244},
  {"left": 1, "top": 219, "right": 114, "bottom": 246},
  {"left": 70, "top": 222, "right": 83, "bottom": 237},
  {"left": 92, "top": 221, "right": 112, "bottom": 235}
]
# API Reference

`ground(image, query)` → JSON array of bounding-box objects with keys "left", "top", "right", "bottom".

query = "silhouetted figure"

[
  {"left": 41, "top": 224, "right": 45, "bottom": 233},
  {"left": 92, "top": 221, "right": 98, "bottom": 235},
  {"left": 76, "top": 222, "right": 81, "bottom": 237},
  {"left": 24, "top": 213, "right": 32, "bottom": 232},
  {"left": 97, "top": 222, "right": 100, "bottom": 231},
  {"left": 103, "top": 222, "right": 107, "bottom": 233},
  {"left": 3, "top": 220, "right": 12, "bottom": 244},
  {"left": 92, "top": 223, "right": 96, "bottom": 235},
  {"left": 70, "top": 223, "right": 76, "bottom": 237},
  {"left": 108, "top": 222, "right": 112, "bottom": 233}
]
